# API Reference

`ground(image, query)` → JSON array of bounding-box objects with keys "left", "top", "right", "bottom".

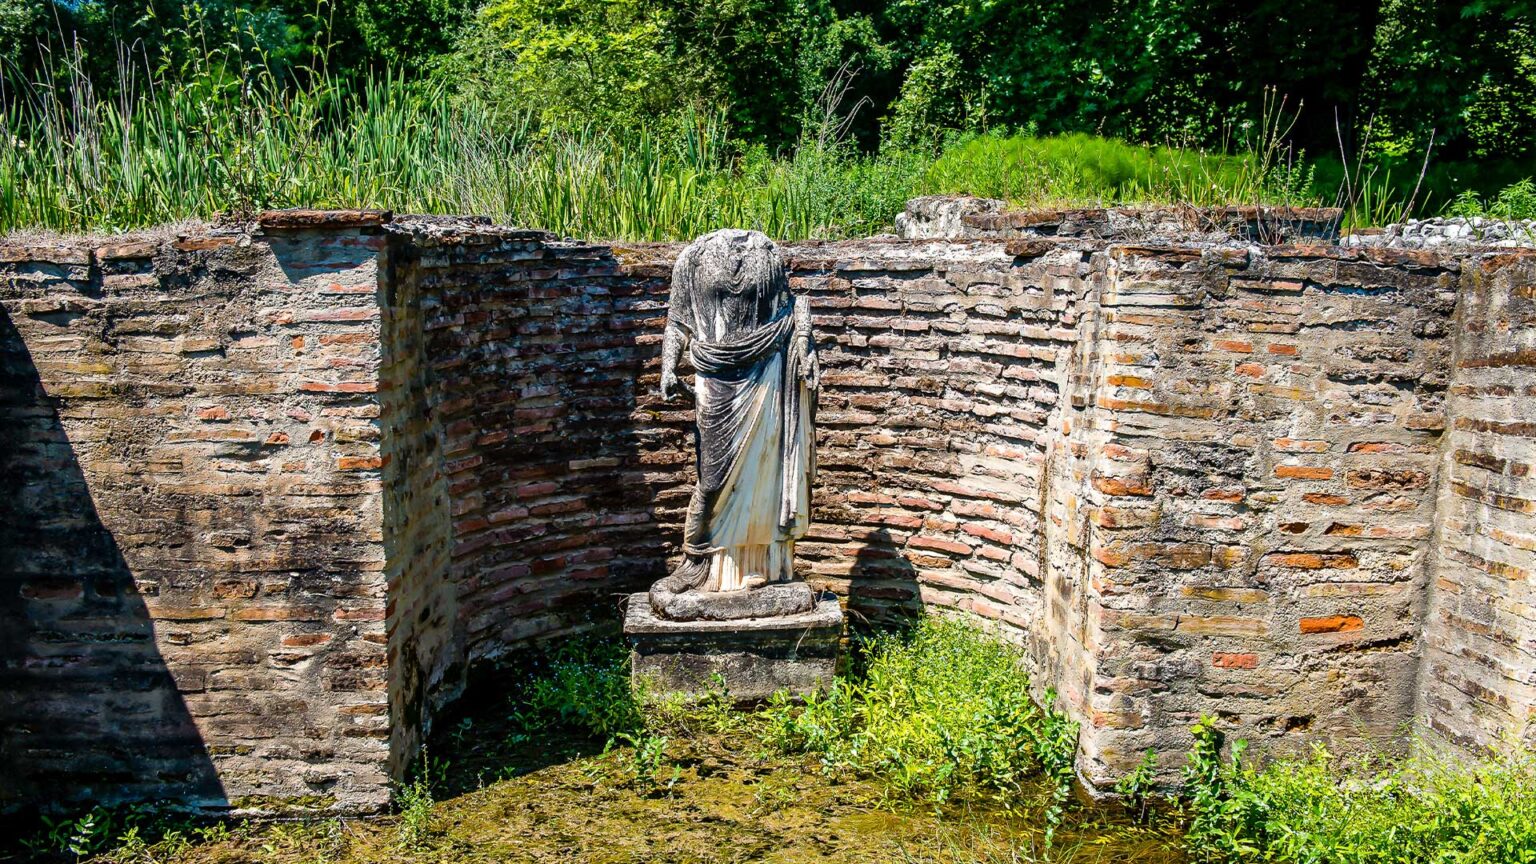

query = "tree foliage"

[{"left": 5, "top": 0, "right": 1533, "bottom": 172}]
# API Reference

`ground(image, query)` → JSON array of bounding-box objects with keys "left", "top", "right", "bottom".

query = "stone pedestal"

[{"left": 624, "top": 591, "right": 843, "bottom": 703}]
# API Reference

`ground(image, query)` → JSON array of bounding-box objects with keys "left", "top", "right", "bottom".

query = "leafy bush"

[
  {"left": 1181, "top": 716, "right": 1536, "bottom": 864},
  {"left": 762, "top": 616, "right": 1078, "bottom": 814},
  {"left": 1449, "top": 178, "right": 1536, "bottom": 222},
  {"left": 509, "top": 636, "right": 646, "bottom": 741}
]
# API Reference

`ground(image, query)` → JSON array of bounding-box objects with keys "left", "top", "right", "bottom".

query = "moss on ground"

[{"left": 144, "top": 731, "right": 1182, "bottom": 864}]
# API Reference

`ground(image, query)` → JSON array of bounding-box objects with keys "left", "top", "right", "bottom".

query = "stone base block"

[{"left": 624, "top": 591, "right": 843, "bottom": 703}]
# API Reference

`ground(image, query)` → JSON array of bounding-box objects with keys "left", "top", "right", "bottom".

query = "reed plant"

[
  {"left": 0, "top": 45, "right": 924, "bottom": 239},
  {"left": 4, "top": 42, "right": 1382, "bottom": 239}
]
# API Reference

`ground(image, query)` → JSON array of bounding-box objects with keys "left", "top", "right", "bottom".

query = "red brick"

[
  {"left": 300, "top": 381, "right": 377, "bottom": 393},
  {"left": 961, "top": 523, "right": 1014, "bottom": 544},
  {"left": 1275, "top": 465, "right": 1334, "bottom": 480},
  {"left": 1212, "top": 652, "right": 1260, "bottom": 669},
  {"left": 1093, "top": 474, "right": 1153, "bottom": 496},
  {"left": 1264, "top": 552, "right": 1358, "bottom": 570},
  {"left": 1272, "top": 438, "right": 1329, "bottom": 452},
  {"left": 908, "top": 535, "right": 972, "bottom": 556},
  {"left": 1299, "top": 615, "right": 1364, "bottom": 634},
  {"left": 1348, "top": 442, "right": 1407, "bottom": 453}
]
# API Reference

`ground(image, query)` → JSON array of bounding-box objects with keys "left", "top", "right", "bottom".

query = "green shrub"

[
  {"left": 509, "top": 637, "right": 646, "bottom": 741},
  {"left": 762, "top": 616, "right": 1078, "bottom": 813},
  {"left": 1113, "top": 748, "right": 1160, "bottom": 824},
  {"left": 1449, "top": 178, "right": 1536, "bottom": 221},
  {"left": 1180, "top": 717, "right": 1536, "bottom": 864}
]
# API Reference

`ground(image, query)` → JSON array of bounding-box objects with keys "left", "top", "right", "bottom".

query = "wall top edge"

[
  {"left": 6, "top": 212, "right": 1536, "bottom": 272},
  {"left": 257, "top": 208, "right": 393, "bottom": 229}
]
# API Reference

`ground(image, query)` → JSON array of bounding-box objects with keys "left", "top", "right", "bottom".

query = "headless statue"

[{"left": 651, "top": 229, "right": 819, "bottom": 621}]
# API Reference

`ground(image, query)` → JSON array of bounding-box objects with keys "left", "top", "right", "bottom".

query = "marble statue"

[{"left": 650, "top": 229, "right": 818, "bottom": 620}]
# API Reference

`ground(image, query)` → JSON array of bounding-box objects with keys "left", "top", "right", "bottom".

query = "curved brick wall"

[
  {"left": 392, "top": 231, "right": 687, "bottom": 665},
  {"left": 4, "top": 212, "right": 1535, "bottom": 814}
]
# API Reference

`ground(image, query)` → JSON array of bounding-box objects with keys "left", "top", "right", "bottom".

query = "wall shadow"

[
  {"left": 401, "top": 240, "right": 687, "bottom": 674},
  {"left": 844, "top": 527, "right": 923, "bottom": 637},
  {"left": 0, "top": 311, "right": 224, "bottom": 823}
]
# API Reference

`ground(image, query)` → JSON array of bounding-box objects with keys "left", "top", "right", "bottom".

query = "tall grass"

[
  {"left": 4, "top": 48, "right": 1367, "bottom": 238},
  {"left": 924, "top": 132, "right": 1317, "bottom": 210},
  {"left": 0, "top": 54, "right": 925, "bottom": 238}
]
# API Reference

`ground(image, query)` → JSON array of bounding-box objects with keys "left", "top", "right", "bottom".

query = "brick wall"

[
  {"left": 3, "top": 212, "right": 1535, "bottom": 813},
  {"left": 388, "top": 227, "right": 687, "bottom": 666},
  {"left": 1074, "top": 243, "right": 1458, "bottom": 783},
  {"left": 1422, "top": 252, "right": 1536, "bottom": 752},
  {"left": 783, "top": 238, "right": 1104, "bottom": 728},
  {"left": 1, "top": 218, "right": 400, "bottom": 813},
  {"left": 378, "top": 230, "right": 456, "bottom": 782}
]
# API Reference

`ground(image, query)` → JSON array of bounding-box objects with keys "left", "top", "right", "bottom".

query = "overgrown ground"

[
  {"left": 12, "top": 620, "right": 1182, "bottom": 864},
  {"left": 166, "top": 729, "right": 1177, "bottom": 864},
  {"left": 10, "top": 618, "right": 1536, "bottom": 864}
]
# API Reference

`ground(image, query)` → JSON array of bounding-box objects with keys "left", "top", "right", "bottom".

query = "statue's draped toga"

[{"left": 653, "top": 229, "right": 817, "bottom": 613}]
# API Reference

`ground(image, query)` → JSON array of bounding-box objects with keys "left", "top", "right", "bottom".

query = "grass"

[
  {"left": 922, "top": 132, "right": 1315, "bottom": 212},
  {"left": 5, "top": 53, "right": 1386, "bottom": 239}
]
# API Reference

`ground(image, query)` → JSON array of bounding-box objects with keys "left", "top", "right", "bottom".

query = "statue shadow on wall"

[
  {"left": 843, "top": 526, "right": 923, "bottom": 636},
  {"left": 0, "top": 311, "right": 225, "bottom": 826}
]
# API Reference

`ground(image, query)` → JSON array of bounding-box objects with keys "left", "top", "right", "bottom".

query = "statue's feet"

[{"left": 740, "top": 574, "right": 769, "bottom": 591}]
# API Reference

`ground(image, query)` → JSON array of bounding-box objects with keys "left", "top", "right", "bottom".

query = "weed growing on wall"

[{"left": 761, "top": 616, "right": 1078, "bottom": 816}]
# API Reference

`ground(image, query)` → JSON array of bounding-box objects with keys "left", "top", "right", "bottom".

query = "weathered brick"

[
  {"left": 1212, "top": 652, "right": 1260, "bottom": 669},
  {"left": 1299, "top": 615, "right": 1364, "bottom": 634}
]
